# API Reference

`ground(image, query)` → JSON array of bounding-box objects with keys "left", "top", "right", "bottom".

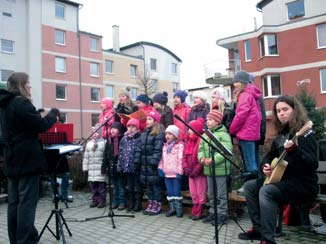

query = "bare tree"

[{"left": 136, "top": 68, "right": 155, "bottom": 97}]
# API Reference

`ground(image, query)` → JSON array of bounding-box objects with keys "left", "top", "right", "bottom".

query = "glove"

[
  {"left": 189, "top": 165, "right": 202, "bottom": 178},
  {"left": 101, "top": 164, "right": 107, "bottom": 175},
  {"left": 176, "top": 174, "right": 182, "bottom": 180},
  {"left": 183, "top": 167, "right": 192, "bottom": 176},
  {"left": 49, "top": 108, "right": 60, "bottom": 117},
  {"left": 158, "top": 169, "right": 165, "bottom": 178}
]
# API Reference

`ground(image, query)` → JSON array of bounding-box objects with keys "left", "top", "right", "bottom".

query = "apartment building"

[
  {"left": 216, "top": 0, "right": 326, "bottom": 137},
  {"left": 118, "top": 41, "right": 182, "bottom": 107},
  {"left": 0, "top": 0, "right": 182, "bottom": 139}
]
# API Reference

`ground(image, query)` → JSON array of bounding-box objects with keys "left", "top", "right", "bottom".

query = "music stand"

[
  {"left": 38, "top": 144, "right": 81, "bottom": 243},
  {"left": 85, "top": 119, "right": 135, "bottom": 228}
]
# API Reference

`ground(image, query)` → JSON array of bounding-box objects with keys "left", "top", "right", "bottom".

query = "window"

[
  {"left": 55, "top": 29, "right": 65, "bottom": 45},
  {"left": 90, "top": 62, "right": 99, "bottom": 77},
  {"left": 91, "top": 88, "right": 100, "bottom": 102},
  {"left": 105, "top": 60, "right": 113, "bottom": 73},
  {"left": 1, "top": 69, "right": 14, "bottom": 82},
  {"left": 287, "top": 0, "right": 305, "bottom": 20},
  {"left": 172, "top": 63, "right": 177, "bottom": 74},
  {"left": 259, "top": 34, "right": 278, "bottom": 57},
  {"left": 55, "top": 3, "right": 65, "bottom": 19},
  {"left": 172, "top": 82, "right": 178, "bottom": 93},
  {"left": 55, "top": 57, "right": 66, "bottom": 73},
  {"left": 317, "top": 24, "right": 326, "bottom": 48},
  {"left": 244, "top": 40, "right": 251, "bottom": 61},
  {"left": 321, "top": 69, "right": 326, "bottom": 93},
  {"left": 130, "top": 65, "right": 137, "bottom": 77},
  {"left": 1, "top": 39, "right": 14, "bottom": 53},
  {"left": 0, "top": 69, "right": 14, "bottom": 88},
  {"left": 56, "top": 84, "right": 66, "bottom": 100},
  {"left": 91, "top": 114, "right": 100, "bottom": 126},
  {"left": 2, "top": 12, "right": 12, "bottom": 17},
  {"left": 151, "top": 79, "right": 158, "bottom": 91},
  {"left": 262, "top": 75, "right": 281, "bottom": 97},
  {"left": 105, "top": 84, "right": 114, "bottom": 97},
  {"left": 130, "top": 87, "right": 138, "bottom": 100},
  {"left": 89, "top": 37, "right": 99, "bottom": 52},
  {"left": 150, "top": 58, "right": 157, "bottom": 71}
]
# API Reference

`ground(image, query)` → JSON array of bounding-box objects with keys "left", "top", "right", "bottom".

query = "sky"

[{"left": 77, "top": 0, "right": 263, "bottom": 89}]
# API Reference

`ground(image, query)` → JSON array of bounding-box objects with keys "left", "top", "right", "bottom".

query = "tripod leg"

[
  {"left": 38, "top": 210, "right": 55, "bottom": 240},
  {"left": 108, "top": 210, "right": 116, "bottom": 229},
  {"left": 56, "top": 213, "right": 66, "bottom": 243},
  {"left": 59, "top": 210, "right": 72, "bottom": 237}
]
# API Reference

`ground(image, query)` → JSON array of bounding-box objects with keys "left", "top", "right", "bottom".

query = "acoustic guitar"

[{"left": 264, "top": 121, "right": 313, "bottom": 185}]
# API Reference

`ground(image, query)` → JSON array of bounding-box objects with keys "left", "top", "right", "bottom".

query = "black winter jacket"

[
  {"left": 134, "top": 127, "right": 164, "bottom": 185},
  {"left": 261, "top": 126, "right": 319, "bottom": 203},
  {"left": 0, "top": 89, "right": 57, "bottom": 177}
]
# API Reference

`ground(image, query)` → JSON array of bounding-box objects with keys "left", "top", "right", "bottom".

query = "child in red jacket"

[{"left": 182, "top": 118, "right": 207, "bottom": 220}]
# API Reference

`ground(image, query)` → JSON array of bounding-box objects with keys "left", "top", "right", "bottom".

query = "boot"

[
  {"left": 132, "top": 192, "right": 143, "bottom": 212},
  {"left": 166, "top": 197, "right": 176, "bottom": 217},
  {"left": 126, "top": 193, "right": 135, "bottom": 213},
  {"left": 143, "top": 200, "right": 154, "bottom": 215},
  {"left": 192, "top": 204, "right": 204, "bottom": 220},
  {"left": 148, "top": 200, "right": 162, "bottom": 215},
  {"left": 175, "top": 198, "right": 183, "bottom": 218}
]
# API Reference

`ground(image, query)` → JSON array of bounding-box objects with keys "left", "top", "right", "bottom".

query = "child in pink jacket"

[
  {"left": 98, "top": 97, "right": 115, "bottom": 139},
  {"left": 182, "top": 118, "right": 207, "bottom": 220},
  {"left": 158, "top": 125, "right": 184, "bottom": 218}
]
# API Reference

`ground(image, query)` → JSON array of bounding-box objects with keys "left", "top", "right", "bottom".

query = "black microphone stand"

[
  {"left": 79, "top": 113, "right": 116, "bottom": 146},
  {"left": 85, "top": 118, "right": 134, "bottom": 228},
  {"left": 174, "top": 114, "right": 246, "bottom": 244},
  {"left": 204, "top": 129, "right": 247, "bottom": 243}
]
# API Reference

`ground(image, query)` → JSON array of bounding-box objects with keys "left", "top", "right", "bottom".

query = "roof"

[
  {"left": 256, "top": 0, "right": 273, "bottom": 11},
  {"left": 120, "top": 41, "right": 182, "bottom": 62},
  {"left": 79, "top": 30, "right": 102, "bottom": 38},
  {"left": 56, "top": 0, "right": 81, "bottom": 8}
]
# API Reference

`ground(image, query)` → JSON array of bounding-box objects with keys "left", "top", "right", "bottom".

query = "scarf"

[
  {"left": 92, "top": 139, "right": 98, "bottom": 152},
  {"left": 184, "top": 134, "right": 198, "bottom": 155},
  {"left": 166, "top": 140, "right": 176, "bottom": 153},
  {"left": 109, "top": 134, "right": 120, "bottom": 157}
]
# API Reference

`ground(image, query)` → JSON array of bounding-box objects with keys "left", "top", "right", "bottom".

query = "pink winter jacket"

[
  {"left": 173, "top": 103, "right": 190, "bottom": 140},
  {"left": 229, "top": 84, "right": 262, "bottom": 141},
  {"left": 158, "top": 142, "right": 184, "bottom": 178}
]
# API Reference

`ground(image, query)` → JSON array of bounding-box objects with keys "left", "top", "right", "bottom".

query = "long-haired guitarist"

[{"left": 238, "top": 95, "right": 319, "bottom": 244}]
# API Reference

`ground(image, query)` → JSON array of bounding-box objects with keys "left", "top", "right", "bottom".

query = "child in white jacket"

[
  {"left": 158, "top": 125, "right": 184, "bottom": 218},
  {"left": 82, "top": 125, "right": 107, "bottom": 208}
]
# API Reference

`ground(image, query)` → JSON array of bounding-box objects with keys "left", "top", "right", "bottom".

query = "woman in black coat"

[
  {"left": 0, "top": 72, "right": 59, "bottom": 244},
  {"left": 238, "top": 95, "right": 318, "bottom": 244}
]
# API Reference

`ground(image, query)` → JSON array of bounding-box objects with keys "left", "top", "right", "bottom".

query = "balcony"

[{"left": 204, "top": 59, "right": 241, "bottom": 86}]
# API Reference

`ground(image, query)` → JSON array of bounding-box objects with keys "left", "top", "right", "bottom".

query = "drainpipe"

[
  {"left": 139, "top": 42, "right": 146, "bottom": 94},
  {"left": 77, "top": 4, "right": 84, "bottom": 139}
]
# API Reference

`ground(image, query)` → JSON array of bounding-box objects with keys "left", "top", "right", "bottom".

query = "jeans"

[
  {"left": 60, "top": 172, "right": 70, "bottom": 199},
  {"left": 126, "top": 173, "right": 141, "bottom": 194},
  {"left": 207, "top": 176, "right": 228, "bottom": 219},
  {"left": 239, "top": 140, "right": 259, "bottom": 172},
  {"left": 7, "top": 175, "right": 40, "bottom": 244},
  {"left": 244, "top": 179, "right": 282, "bottom": 243},
  {"left": 111, "top": 175, "right": 126, "bottom": 206},
  {"left": 164, "top": 177, "right": 182, "bottom": 198}
]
